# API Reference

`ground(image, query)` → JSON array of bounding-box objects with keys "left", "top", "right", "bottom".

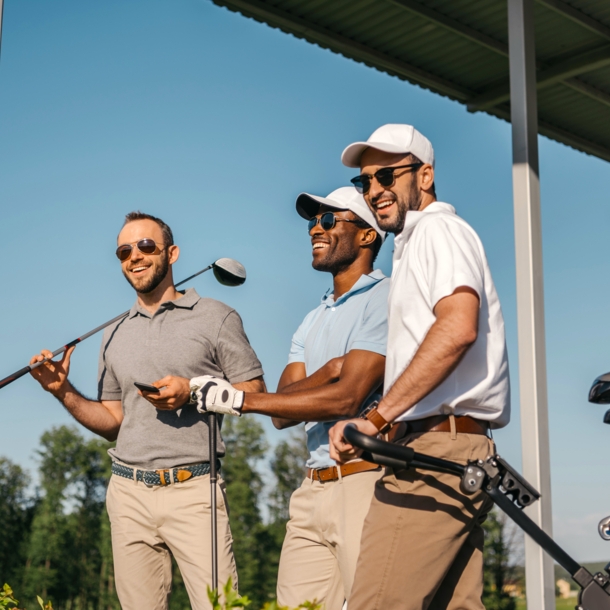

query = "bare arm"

[
  {"left": 330, "top": 287, "right": 480, "bottom": 462},
  {"left": 30, "top": 347, "right": 123, "bottom": 442},
  {"left": 272, "top": 359, "right": 344, "bottom": 430},
  {"left": 234, "top": 375, "right": 266, "bottom": 393},
  {"left": 244, "top": 349, "right": 385, "bottom": 426}
]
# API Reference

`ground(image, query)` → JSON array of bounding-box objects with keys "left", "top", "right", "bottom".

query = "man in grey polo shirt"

[
  {"left": 192, "top": 187, "right": 389, "bottom": 610},
  {"left": 29, "top": 211, "right": 265, "bottom": 610}
]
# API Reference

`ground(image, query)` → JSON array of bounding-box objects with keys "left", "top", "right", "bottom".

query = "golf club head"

[
  {"left": 212, "top": 258, "right": 246, "bottom": 287},
  {"left": 588, "top": 372, "right": 610, "bottom": 404}
]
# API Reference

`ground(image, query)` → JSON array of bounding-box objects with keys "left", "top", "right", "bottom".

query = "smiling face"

[
  {"left": 117, "top": 219, "right": 177, "bottom": 294},
  {"left": 309, "top": 205, "right": 373, "bottom": 275},
  {"left": 360, "top": 148, "right": 435, "bottom": 234}
]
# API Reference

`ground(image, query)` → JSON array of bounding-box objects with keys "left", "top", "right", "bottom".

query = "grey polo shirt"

[{"left": 97, "top": 288, "right": 263, "bottom": 470}]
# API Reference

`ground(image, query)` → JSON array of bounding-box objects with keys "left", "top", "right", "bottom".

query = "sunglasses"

[
  {"left": 307, "top": 212, "right": 364, "bottom": 232},
  {"left": 350, "top": 163, "right": 423, "bottom": 194},
  {"left": 115, "top": 238, "right": 165, "bottom": 261}
]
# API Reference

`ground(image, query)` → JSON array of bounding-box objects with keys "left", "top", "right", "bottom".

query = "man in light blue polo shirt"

[{"left": 193, "top": 186, "right": 389, "bottom": 610}]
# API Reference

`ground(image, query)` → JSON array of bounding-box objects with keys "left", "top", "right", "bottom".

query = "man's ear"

[
  {"left": 419, "top": 164, "right": 435, "bottom": 193},
  {"left": 168, "top": 245, "right": 180, "bottom": 264},
  {"left": 361, "top": 228, "right": 377, "bottom": 247}
]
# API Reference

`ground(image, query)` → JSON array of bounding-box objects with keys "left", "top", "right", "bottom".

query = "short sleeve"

[
  {"left": 350, "top": 280, "right": 389, "bottom": 356},
  {"left": 287, "top": 319, "right": 307, "bottom": 364},
  {"left": 97, "top": 328, "right": 122, "bottom": 401},
  {"left": 419, "top": 218, "right": 484, "bottom": 308},
  {"left": 216, "top": 311, "right": 264, "bottom": 384}
]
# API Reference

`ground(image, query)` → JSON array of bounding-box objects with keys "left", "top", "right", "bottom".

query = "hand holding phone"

[{"left": 134, "top": 381, "right": 160, "bottom": 394}]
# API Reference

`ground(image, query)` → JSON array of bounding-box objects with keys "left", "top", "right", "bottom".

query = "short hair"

[
  {"left": 122, "top": 211, "right": 174, "bottom": 247},
  {"left": 408, "top": 153, "right": 437, "bottom": 198}
]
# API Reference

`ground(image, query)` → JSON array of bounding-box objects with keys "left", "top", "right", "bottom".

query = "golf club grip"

[{"left": 0, "top": 366, "right": 32, "bottom": 389}]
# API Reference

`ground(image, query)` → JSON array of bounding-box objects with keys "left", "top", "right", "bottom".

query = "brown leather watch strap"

[{"left": 364, "top": 405, "right": 392, "bottom": 434}]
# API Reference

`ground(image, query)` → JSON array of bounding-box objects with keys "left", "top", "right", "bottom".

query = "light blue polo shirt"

[{"left": 288, "top": 269, "right": 389, "bottom": 469}]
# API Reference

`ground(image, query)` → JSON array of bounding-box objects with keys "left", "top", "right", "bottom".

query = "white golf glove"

[{"left": 190, "top": 375, "right": 244, "bottom": 417}]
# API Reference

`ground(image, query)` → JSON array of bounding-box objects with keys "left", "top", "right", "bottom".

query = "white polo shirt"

[{"left": 385, "top": 202, "right": 510, "bottom": 428}]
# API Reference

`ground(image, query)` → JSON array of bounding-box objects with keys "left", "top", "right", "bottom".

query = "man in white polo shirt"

[{"left": 329, "top": 124, "right": 510, "bottom": 610}]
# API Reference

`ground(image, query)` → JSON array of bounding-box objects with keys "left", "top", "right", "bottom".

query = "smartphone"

[{"left": 134, "top": 381, "right": 160, "bottom": 394}]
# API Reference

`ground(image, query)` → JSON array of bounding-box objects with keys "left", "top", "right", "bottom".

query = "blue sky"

[{"left": 1, "top": 0, "right": 610, "bottom": 561}]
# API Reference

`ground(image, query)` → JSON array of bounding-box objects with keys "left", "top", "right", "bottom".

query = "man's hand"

[
  {"left": 191, "top": 375, "right": 244, "bottom": 417},
  {"left": 329, "top": 417, "right": 378, "bottom": 464},
  {"left": 29, "top": 347, "right": 75, "bottom": 398},
  {"left": 139, "top": 376, "right": 190, "bottom": 411}
]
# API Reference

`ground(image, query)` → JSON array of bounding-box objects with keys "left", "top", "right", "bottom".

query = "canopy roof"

[{"left": 212, "top": 0, "right": 610, "bottom": 163}]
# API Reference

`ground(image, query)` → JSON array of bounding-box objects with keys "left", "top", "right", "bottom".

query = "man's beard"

[
  {"left": 123, "top": 252, "right": 170, "bottom": 294},
  {"left": 375, "top": 179, "right": 423, "bottom": 234},
  {"left": 312, "top": 240, "right": 356, "bottom": 275}
]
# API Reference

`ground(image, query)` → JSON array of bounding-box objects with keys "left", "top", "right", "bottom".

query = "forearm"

[
  {"left": 54, "top": 382, "right": 121, "bottom": 441},
  {"left": 377, "top": 318, "right": 474, "bottom": 423},
  {"left": 243, "top": 383, "right": 361, "bottom": 421},
  {"left": 278, "top": 364, "right": 338, "bottom": 394}
]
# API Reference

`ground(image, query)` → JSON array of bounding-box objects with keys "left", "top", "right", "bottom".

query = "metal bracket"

[{"left": 459, "top": 454, "right": 540, "bottom": 509}]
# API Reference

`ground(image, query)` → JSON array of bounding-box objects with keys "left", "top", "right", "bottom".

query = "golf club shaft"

[
  {"left": 0, "top": 264, "right": 214, "bottom": 391},
  {"left": 209, "top": 412, "right": 219, "bottom": 591}
]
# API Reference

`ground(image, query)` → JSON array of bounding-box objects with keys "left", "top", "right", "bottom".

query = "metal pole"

[
  {"left": 208, "top": 412, "right": 219, "bottom": 591},
  {"left": 508, "top": 0, "right": 555, "bottom": 608}
]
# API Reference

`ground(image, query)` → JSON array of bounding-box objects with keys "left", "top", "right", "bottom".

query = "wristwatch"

[{"left": 360, "top": 401, "right": 392, "bottom": 434}]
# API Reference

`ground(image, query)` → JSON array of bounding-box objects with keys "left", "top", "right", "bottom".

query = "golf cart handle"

[{"left": 343, "top": 424, "right": 464, "bottom": 476}]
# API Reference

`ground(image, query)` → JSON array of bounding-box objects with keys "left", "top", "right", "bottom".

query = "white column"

[{"left": 508, "top": 0, "right": 555, "bottom": 608}]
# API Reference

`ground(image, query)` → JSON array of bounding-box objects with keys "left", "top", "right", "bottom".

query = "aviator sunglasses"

[
  {"left": 115, "top": 238, "right": 165, "bottom": 261},
  {"left": 308, "top": 212, "right": 364, "bottom": 232},
  {"left": 351, "top": 162, "right": 423, "bottom": 195}
]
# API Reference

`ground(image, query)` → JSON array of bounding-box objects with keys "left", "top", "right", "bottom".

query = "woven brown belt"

[
  {"left": 402, "top": 415, "right": 489, "bottom": 435},
  {"left": 307, "top": 460, "right": 381, "bottom": 482}
]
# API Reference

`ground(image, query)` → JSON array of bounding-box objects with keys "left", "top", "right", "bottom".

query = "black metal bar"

[
  {"left": 208, "top": 412, "right": 219, "bottom": 591},
  {"left": 487, "top": 486, "right": 582, "bottom": 576}
]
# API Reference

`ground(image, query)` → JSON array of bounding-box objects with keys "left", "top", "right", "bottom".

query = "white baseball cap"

[
  {"left": 295, "top": 186, "right": 386, "bottom": 241},
  {"left": 341, "top": 124, "right": 435, "bottom": 169}
]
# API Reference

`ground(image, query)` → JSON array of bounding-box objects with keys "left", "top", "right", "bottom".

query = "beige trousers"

[
  {"left": 277, "top": 468, "right": 383, "bottom": 610},
  {"left": 348, "top": 431, "right": 495, "bottom": 610},
  {"left": 106, "top": 472, "right": 238, "bottom": 610}
]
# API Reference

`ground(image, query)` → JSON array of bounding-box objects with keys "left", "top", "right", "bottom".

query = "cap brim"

[
  {"left": 295, "top": 193, "right": 349, "bottom": 220},
  {"left": 341, "top": 141, "right": 411, "bottom": 168}
]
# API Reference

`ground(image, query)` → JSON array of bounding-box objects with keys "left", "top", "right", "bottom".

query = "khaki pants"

[
  {"left": 348, "top": 431, "right": 495, "bottom": 610},
  {"left": 277, "top": 468, "right": 382, "bottom": 610},
  {"left": 106, "top": 472, "right": 238, "bottom": 610}
]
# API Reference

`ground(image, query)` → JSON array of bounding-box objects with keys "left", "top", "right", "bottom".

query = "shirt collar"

[
  {"left": 128, "top": 288, "right": 201, "bottom": 319},
  {"left": 322, "top": 269, "right": 386, "bottom": 307},
  {"left": 393, "top": 202, "right": 456, "bottom": 259}
]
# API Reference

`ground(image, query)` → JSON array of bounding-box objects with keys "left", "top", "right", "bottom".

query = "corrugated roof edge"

[{"left": 211, "top": 0, "right": 610, "bottom": 164}]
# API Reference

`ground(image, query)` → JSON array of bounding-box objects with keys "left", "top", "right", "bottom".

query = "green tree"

[
  {"left": 0, "top": 458, "right": 34, "bottom": 586},
  {"left": 21, "top": 425, "right": 118, "bottom": 609},
  {"left": 221, "top": 416, "right": 271, "bottom": 607},
  {"left": 482, "top": 509, "right": 517, "bottom": 610}
]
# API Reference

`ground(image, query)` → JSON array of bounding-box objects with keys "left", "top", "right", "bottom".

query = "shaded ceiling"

[{"left": 212, "top": 0, "right": 610, "bottom": 163}]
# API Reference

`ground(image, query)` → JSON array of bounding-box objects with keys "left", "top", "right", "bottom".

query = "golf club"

[{"left": 0, "top": 257, "right": 246, "bottom": 390}]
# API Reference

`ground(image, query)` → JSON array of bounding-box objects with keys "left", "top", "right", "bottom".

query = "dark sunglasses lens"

[
  {"left": 350, "top": 176, "right": 368, "bottom": 193},
  {"left": 116, "top": 245, "right": 132, "bottom": 261},
  {"left": 307, "top": 218, "right": 317, "bottom": 232},
  {"left": 376, "top": 168, "right": 396, "bottom": 187},
  {"left": 138, "top": 239, "right": 157, "bottom": 254},
  {"left": 320, "top": 213, "right": 336, "bottom": 231}
]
